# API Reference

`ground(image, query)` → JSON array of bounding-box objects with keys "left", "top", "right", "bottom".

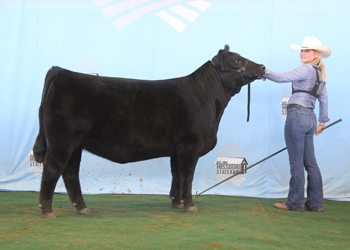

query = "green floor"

[{"left": 0, "top": 192, "right": 349, "bottom": 249}]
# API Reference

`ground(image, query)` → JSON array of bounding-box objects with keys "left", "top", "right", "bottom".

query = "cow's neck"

[
  {"left": 191, "top": 61, "right": 232, "bottom": 104},
  {"left": 189, "top": 61, "right": 234, "bottom": 126}
]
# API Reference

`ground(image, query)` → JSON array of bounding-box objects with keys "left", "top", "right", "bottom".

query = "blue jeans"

[{"left": 284, "top": 107, "right": 324, "bottom": 211}]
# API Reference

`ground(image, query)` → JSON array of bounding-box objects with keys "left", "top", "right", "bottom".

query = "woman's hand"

[{"left": 316, "top": 122, "right": 326, "bottom": 136}]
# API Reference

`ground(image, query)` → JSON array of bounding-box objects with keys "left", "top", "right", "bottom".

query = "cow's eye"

[{"left": 234, "top": 60, "right": 239, "bottom": 64}]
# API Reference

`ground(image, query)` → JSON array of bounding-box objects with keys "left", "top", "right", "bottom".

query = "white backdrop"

[{"left": 0, "top": 0, "right": 349, "bottom": 201}]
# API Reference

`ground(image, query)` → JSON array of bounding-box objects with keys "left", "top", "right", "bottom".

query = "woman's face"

[{"left": 300, "top": 49, "right": 320, "bottom": 63}]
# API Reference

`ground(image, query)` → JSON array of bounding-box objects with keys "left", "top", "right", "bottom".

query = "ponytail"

[{"left": 311, "top": 52, "right": 326, "bottom": 82}]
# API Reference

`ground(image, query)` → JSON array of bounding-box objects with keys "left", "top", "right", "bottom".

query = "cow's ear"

[
  {"left": 212, "top": 51, "right": 225, "bottom": 71},
  {"left": 224, "top": 45, "right": 230, "bottom": 52}
]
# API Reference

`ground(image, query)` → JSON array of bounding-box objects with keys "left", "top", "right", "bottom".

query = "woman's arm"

[
  {"left": 264, "top": 64, "right": 310, "bottom": 83},
  {"left": 317, "top": 84, "right": 330, "bottom": 135}
]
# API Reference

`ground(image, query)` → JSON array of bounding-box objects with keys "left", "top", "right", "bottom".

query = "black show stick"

[{"left": 195, "top": 118, "right": 342, "bottom": 197}]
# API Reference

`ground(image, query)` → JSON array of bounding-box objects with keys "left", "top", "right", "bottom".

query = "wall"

[{"left": 0, "top": 0, "right": 348, "bottom": 200}]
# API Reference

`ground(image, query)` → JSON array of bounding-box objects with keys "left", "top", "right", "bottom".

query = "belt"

[{"left": 287, "top": 104, "right": 313, "bottom": 110}]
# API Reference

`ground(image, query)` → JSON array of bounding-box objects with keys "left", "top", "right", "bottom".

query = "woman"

[{"left": 264, "top": 36, "right": 331, "bottom": 212}]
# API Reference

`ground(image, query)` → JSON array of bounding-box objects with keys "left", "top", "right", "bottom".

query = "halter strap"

[{"left": 211, "top": 59, "right": 252, "bottom": 122}]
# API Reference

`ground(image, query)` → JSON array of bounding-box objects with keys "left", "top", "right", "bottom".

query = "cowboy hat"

[{"left": 291, "top": 36, "right": 331, "bottom": 58}]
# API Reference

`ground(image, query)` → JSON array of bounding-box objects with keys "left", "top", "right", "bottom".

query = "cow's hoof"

[
  {"left": 42, "top": 212, "right": 56, "bottom": 219},
  {"left": 185, "top": 206, "right": 198, "bottom": 213},
  {"left": 78, "top": 208, "right": 91, "bottom": 215},
  {"left": 172, "top": 202, "right": 184, "bottom": 209}
]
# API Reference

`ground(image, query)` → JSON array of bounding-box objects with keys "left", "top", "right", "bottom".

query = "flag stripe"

[
  {"left": 155, "top": 11, "right": 187, "bottom": 33},
  {"left": 187, "top": 0, "right": 211, "bottom": 11},
  {"left": 92, "top": 0, "right": 116, "bottom": 7},
  {"left": 102, "top": 0, "right": 151, "bottom": 19},
  {"left": 169, "top": 5, "right": 199, "bottom": 22},
  {"left": 113, "top": 0, "right": 186, "bottom": 30}
]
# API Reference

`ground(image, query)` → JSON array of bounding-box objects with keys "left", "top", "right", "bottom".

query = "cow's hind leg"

[
  {"left": 39, "top": 147, "right": 70, "bottom": 218},
  {"left": 62, "top": 147, "right": 90, "bottom": 215},
  {"left": 170, "top": 157, "right": 184, "bottom": 209}
]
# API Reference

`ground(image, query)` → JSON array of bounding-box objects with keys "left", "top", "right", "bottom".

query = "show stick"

[{"left": 194, "top": 118, "right": 342, "bottom": 197}]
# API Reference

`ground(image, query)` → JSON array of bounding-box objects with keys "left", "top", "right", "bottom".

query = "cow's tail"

[
  {"left": 33, "top": 67, "right": 59, "bottom": 163},
  {"left": 33, "top": 106, "right": 47, "bottom": 163}
]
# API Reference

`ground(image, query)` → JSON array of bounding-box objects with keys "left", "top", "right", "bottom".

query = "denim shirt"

[{"left": 264, "top": 64, "right": 329, "bottom": 123}]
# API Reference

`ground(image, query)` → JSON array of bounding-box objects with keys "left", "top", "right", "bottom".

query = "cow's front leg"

[
  {"left": 176, "top": 148, "right": 200, "bottom": 213},
  {"left": 62, "top": 148, "right": 90, "bottom": 215},
  {"left": 170, "top": 157, "right": 184, "bottom": 209}
]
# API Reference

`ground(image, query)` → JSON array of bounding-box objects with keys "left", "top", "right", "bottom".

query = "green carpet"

[{"left": 0, "top": 192, "right": 349, "bottom": 249}]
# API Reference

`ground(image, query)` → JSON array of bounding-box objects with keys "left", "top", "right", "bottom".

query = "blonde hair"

[{"left": 310, "top": 51, "right": 326, "bottom": 82}]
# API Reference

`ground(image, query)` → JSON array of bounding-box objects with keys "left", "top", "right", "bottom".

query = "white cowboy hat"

[{"left": 291, "top": 36, "right": 331, "bottom": 58}]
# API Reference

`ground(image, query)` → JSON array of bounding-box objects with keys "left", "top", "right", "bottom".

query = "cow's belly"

[{"left": 84, "top": 143, "right": 170, "bottom": 164}]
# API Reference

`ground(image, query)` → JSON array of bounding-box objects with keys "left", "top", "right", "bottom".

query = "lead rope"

[
  {"left": 210, "top": 59, "right": 251, "bottom": 121},
  {"left": 247, "top": 82, "right": 250, "bottom": 122}
]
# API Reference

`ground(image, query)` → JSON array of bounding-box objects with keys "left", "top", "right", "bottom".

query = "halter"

[
  {"left": 211, "top": 58, "right": 252, "bottom": 122},
  {"left": 210, "top": 58, "right": 249, "bottom": 76}
]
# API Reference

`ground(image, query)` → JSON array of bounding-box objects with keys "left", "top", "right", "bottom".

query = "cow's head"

[
  {"left": 211, "top": 45, "right": 265, "bottom": 121},
  {"left": 212, "top": 45, "right": 265, "bottom": 87}
]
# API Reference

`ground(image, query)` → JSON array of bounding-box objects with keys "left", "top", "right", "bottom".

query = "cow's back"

[{"left": 42, "top": 68, "right": 220, "bottom": 163}]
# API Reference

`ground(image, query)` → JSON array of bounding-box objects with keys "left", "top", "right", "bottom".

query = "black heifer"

[{"left": 34, "top": 45, "right": 265, "bottom": 218}]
